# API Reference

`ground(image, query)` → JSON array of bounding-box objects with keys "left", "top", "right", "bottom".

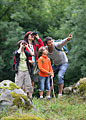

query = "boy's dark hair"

[
  {"left": 44, "top": 37, "right": 52, "bottom": 44},
  {"left": 38, "top": 46, "right": 45, "bottom": 56}
]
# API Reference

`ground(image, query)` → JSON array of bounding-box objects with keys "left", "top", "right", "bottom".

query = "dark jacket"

[{"left": 15, "top": 49, "right": 31, "bottom": 73}]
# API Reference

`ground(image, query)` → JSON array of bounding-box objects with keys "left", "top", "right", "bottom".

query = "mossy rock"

[
  {"left": 64, "top": 78, "right": 86, "bottom": 96},
  {"left": 11, "top": 92, "right": 33, "bottom": 110},
  {"left": 1, "top": 114, "right": 45, "bottom": 120},
  {"left": 78, "top": 78, "right": 86, "bottom": 95},
  {"left": 0, "top": 80, "right": 33, "bottom": 109},
  {"left": 0, "top": 80, "right": 19, "bottom": 90}
]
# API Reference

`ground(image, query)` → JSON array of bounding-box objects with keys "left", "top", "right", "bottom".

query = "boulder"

[
  {"left": 64, "top": 86, "right": 72, "bottom": 94},
  {"left": 0, "top": 80, "right": 34, "bottom": 110},
  {"left": 63, "top": 78, "right": 86, "bottom": 96}
]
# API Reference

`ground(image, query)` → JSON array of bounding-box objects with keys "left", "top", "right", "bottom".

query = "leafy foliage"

[{"left": 0, "top": 0, "right": 86, "bottom": 90}]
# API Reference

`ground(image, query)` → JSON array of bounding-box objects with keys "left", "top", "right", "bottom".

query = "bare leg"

[
  {"left": 32, "top": 82, "right": 34, "bottom": 89},
  {"left": 46, "top": 91, "right": 50, "bottom": 96},
  {"left": 58, "top": 83, "right": 64, "bottom": 94},
  {"left": 27, "top": 92, "right": 32, "bottom": 98},
  {"left": 40, "top": 91, "right": 43, "bottom": 98}
]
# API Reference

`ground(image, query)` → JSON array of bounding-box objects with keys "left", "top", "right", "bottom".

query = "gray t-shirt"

[{"left": 47, "top": 38, "right": 68, "bottom": 65}]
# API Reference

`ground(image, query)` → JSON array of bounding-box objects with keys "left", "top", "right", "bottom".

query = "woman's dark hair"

[
  {"left": 24, "top": 31, "right": 36, "bottom": 45},
  {"left": 24, "top": 31, "right": 33, "bottom": 43},
  {"left": 44, "top": 37, "right": 52, "bottom": 44}
]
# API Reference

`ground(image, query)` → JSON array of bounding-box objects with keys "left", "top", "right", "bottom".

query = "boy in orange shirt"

[{"left": 38, "top": 46, "right": 54, "bottom": 99}]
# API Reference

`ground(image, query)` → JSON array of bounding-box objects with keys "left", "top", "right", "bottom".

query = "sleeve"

[
  {"left": 15, "top": 51, "right": 20, "bottom": 58},
  {"left": 25, "top": 51, "right": 32, "bottom": 57},
  {"left": 35, "top": 38, "right": 44, "bottom": 50},
  {"left": 38, "top": 58, "right": 49, "bottom": 74},
  {"left": 55, "top": 38, "right": 68, "bottom": 49},
  {"left": 13, "top": 56, "right": 16, "bottom": 70}
]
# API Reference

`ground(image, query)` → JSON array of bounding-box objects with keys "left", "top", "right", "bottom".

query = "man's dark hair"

[{"left": 44, "top": 37, "right": 52, "bottom": 44}]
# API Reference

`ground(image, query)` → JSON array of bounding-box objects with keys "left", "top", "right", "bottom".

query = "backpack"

[
  {"left": 33, "top": 57, "right": 50, "bottom": 75},
  {"left": 33, "top": 57, "right": 43, "bottom": 75},
  {"left": 54, "top": 39, "right": 68, "bottom": 53}
]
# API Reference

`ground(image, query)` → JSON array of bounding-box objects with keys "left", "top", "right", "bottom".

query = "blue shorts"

[
  {"left": 39, "top": 76, "right": 50, "bottom": 91},
  {"left": 50, "top": 63, "right": 68, "bottom": 86}
]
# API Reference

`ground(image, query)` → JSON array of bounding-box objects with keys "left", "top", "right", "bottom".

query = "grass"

[{"left": 0, "top": 95, "right": 86, "bottom": 120}]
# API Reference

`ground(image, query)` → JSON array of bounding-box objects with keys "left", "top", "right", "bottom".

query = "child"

[
  {"left": 14, "top": 40, "right": 34, "bottom": 99},
  {"left": 38, "top": 46, "right": 54, "bottom": 99}
]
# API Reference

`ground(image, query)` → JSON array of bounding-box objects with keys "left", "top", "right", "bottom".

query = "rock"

[
  {"left": 0, "top": 80, "right": 34, "bottom": 110},
  {"left": 64, "top": 78, "right": 86, "bottom": 96},
  {"left": 63, "top": 86, "right": 72, "bottom": 94}
]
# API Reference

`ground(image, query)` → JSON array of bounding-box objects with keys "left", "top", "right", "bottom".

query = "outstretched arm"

[{"left": 55, "top": 33, "right": 72, "bottom": 49}]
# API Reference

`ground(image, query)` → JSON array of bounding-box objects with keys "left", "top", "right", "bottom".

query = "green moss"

[
  {"left": 1, "top": 114, "right": 45, "bottom": 120},
  {"left": 11, "top": 92, "right": 32, "bottom": 110},
  {"left": 11, "top": 92, "right": 24, "bottom": 107},
  {"left": 0, "top": 83, "right": 19, "bottom": 90},
  {"left": 3, "top": 83, "right": 7, "bottom": 86},
  {"left": 0, "top": 87, "right": 3, "bottom": 89},
  {"left": 9, "top": 83, "right": 20, "bottom": 90},
  {"left": 78, "top": 79, "right": 86, "bottom": 95},
  {"left": 72, "top": 85, "right": 77, "bottom": 90},
  {"left": 79, "top": 83, "right": 86, "bottom": 95}
]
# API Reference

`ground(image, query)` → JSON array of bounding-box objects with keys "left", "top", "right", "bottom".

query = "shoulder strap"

[
  {"left": 39, "top": 57, "right": 43, "bottom": 64},
  {"left": 48, "top": 58, "right": 50, "bottom": 61},
  {"left": 55, "top": 46, "right": 62, "bottom": 51}
]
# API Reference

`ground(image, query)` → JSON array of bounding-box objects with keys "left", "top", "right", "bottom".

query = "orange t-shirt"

[{"left": 38, "top": 55, "right": 53, "bottom": 77}]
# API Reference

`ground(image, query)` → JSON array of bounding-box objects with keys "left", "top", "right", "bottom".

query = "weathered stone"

[
  {"left": 64, "top": 86, "right": 72, "bottom": 94},
  {"left": 64, "top": 77, "right": 86, "bottom": 96},
  {"left": 0, "top": 80, "right": 34, "bottom": 110}
]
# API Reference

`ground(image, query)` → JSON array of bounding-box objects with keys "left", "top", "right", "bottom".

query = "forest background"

[{"left": 0, "top": 0, "right": 86, "bottom": 94}]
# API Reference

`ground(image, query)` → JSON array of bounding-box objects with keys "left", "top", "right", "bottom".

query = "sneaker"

[
  {"left": 46, "top": 96, "right": 51, "bottom": 100},
  {"left": 40, "top": 96, "right": 43, "bottom": 99},
  {"left": 58, "top": 94, "right": 62, "bottom": 99}
]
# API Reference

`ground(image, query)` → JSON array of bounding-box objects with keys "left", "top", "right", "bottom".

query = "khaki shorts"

[{"left": 15, "top": 70, "right": 33, "bottom": 93}]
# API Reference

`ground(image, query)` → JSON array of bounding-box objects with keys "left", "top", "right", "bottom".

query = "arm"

[
  {"left": 15, "top": 50, "right": 20, "bottom": 58},
  {"left": 55, "top": 33, "right": 72, "bottom": 49},
  {"left": 25, "top": 44, "right": 34, "bottom": 56},
  {"left": 15, "top": 43, "right": 23, "bottom": 58},
  {"left": 38, "top": 59, "right": 49, "bottom": 74},
  {"left": 35, "top": 34, "right": 44, "bottom": 50},
  {"left": 13, "top": 56, "right": 16, "bottom": 70},
  {"left": 48, "top": 59, "right": 54, "bottom": 78}
]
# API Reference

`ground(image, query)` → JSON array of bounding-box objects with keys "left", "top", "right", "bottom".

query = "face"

[
  {"left": 20, "top": 42, "right": 26, "bottom": 49},
  {"left": 28, "top": 34, "right": 34, "bottom": 41},
  {"left": 47, "top": 40, "right": 54, "bottom": 48},
  {"left": 42, "top": 47, "right": 48, "bottom": 55}
]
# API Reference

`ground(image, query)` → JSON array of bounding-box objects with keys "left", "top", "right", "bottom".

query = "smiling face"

[
  {"left": 42, "top": 47, "right": 48, "bottom": 55},
  {"left": 47, "top": 39, "right": 54, "bottom": 48}
]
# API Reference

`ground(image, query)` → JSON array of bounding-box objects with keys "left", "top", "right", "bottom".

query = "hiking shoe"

[
  {"left": 47, "top": 97, "right": 51, "bottom": 100},
  {"left": 40, "top": 96, "right": 43, "bottom": 99},
  {"left": 58, "top": 94, "right": 62, "bottom": 99},
  {"left": 46, "top": 96, "right": 51, "bottom": 100}
]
